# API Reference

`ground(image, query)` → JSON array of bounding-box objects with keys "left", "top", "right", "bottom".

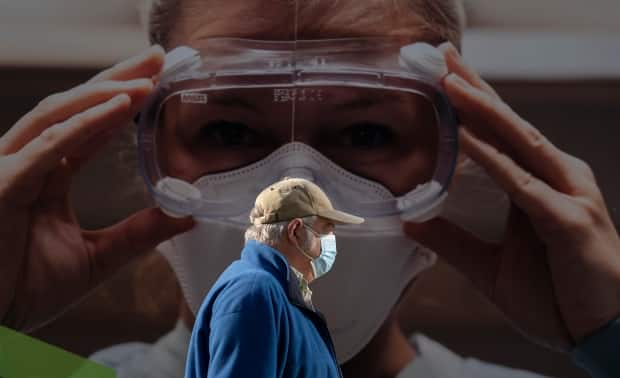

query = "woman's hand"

[
  {"left": 0, "top": 46, "right": 194, "bottom": 331},
  {"left": 404, "top": 43, "right": 620, "bottom": 350}
]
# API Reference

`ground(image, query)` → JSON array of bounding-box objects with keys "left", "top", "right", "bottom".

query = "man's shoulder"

[
  {"left": 210, "top": 264, "right": 286, "bottom": 317},
  {"left": 220, "top": 260, "right": 283, "bottom": 292}
]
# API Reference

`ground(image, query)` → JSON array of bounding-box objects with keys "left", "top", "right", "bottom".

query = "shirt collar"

[
  {"left": 289, "top": 266, "right": 315, "bottom": 311},
  {"left": 241, "top": 240, "right": 315, "bottom": 311}
]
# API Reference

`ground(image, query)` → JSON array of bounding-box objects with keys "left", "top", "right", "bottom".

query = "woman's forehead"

[{"left": 173, "top": 0, "right": 435, "bottom": 47}]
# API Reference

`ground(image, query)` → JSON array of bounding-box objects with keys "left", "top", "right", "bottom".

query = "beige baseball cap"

[{"left": 252, "top": 178, "right": 365, "bottom": 225}]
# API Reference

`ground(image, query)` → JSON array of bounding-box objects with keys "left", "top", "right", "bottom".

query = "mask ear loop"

[
  {"left": 291, "top": 220, "right": 320, "bottom": 280},
  {"left": 293, "top": 221, "right": 317, "bottom": 261}
]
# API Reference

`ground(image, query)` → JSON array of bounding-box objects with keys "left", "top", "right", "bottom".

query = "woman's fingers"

[
  {"left": 438, "top": 42, "right": 500, "bottom": 99},
  {"left": 0, "top": 45, "right": 164, "bottom": 156},
  {"left": 439, "top": 43, "right": 594, "bottom": 195},
  {"left": 64, "top": 122, "right": 129, "bottom": 173},
  {"left": 0, "top": 79, "right": 153, "bottom": 155},
  {"left": 403, "top": 217, "right": 500, "bottom": 298},
  {"left": 444, "top": 73, "right": 588, "bottom": 195},
  {"left": 83, "top": 208, "right": 194, "bottom": 285},
  {"left": 459, "top": 127, "right": 574, "bottom": 222},
  {"left": 88, "top": 45, "right": 165, "bottom": 83},
  {"left": 15, "top": 94, "right": 132, "bottom": 180}
]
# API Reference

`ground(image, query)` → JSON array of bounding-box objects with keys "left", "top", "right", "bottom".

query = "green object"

[{"left": 0, "top": 326, "right": 115, "bottom": 378}]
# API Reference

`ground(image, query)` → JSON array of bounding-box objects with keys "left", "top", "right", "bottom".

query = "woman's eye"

[
  {"left": 339, "top": 122, "right": 395, "bottom": 148},
  {"left": 198, "top": 120, "right": 259, "bottom": 146}
]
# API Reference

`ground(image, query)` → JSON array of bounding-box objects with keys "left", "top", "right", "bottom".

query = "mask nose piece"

[{"left": 281, "top": 167, "right": 315, "bottom": 182}]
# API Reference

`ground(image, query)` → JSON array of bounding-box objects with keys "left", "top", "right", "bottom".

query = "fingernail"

[
  {"left": 438, "top": 41, "right": 458, "bottom": 54},
  {"left": 444, "top": 46, "right": 464, "bottom": 68},
  {"left": 132, "top": 45, "right": 165, "bottom": 64},
  {"left": 438, "top": 41, "right": 453, "bottom": 50},
  {"left": 112, "top": 94, "right": 131, "bottom": 106},
  {"left": 143, "top": 44, "right": 164, "bottom": 56},
  {"left": 148, "top": 45, "right": 166, "bottom": 60},
  {"left": 150, "top": 44, "right": 165, "bottom": 53},
  {"left": 446, "top": 73, "right": 469, "bottom": 88},
  {"left": 126, "top": 78, "right": 154, "bottom": 90}
]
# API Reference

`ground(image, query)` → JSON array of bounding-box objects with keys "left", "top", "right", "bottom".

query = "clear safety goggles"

[{"left": 137, "top": 37, "right": 459, "bottom": 221}]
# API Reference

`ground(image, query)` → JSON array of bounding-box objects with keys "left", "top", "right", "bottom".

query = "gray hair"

[
  {"left": 141, "top": 0, "right": 181, "bottom": 48},
  {"left": 142, "top": 0, "right": 466, "bottom": 50},
  {"left": 244, "top": 207, "right": 317, "bottom": 249}
]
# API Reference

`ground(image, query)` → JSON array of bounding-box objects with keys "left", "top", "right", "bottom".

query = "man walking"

[{"left": 185, "top": 178, "right": 364, "bottom": 377}]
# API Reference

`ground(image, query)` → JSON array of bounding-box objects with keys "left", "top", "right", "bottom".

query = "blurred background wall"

[{"left": 1, "top": 1, "right": 619, "bottom": 377}]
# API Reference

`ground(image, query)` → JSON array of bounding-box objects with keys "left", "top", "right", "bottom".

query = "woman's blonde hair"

[{"left": 142, "top": 0, "right": 465, "bottom": 50}]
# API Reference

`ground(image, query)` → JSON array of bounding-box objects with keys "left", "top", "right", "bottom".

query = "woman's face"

[{"left": 158, "top": 0, "right": 443, "bottom": 196}]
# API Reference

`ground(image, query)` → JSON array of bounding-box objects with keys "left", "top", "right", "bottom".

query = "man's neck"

[{"left": 294, "top": 263, "right": 314, "bottom": 283}]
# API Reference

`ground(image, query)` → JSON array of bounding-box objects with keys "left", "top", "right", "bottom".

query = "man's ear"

[{"left": 287, "top": 218, "right": 303, "bottom": 247}]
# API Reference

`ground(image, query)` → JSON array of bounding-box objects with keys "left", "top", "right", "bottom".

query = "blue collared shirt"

[{"left": 185, "top": 240, "right": 342, "bottom": 378}]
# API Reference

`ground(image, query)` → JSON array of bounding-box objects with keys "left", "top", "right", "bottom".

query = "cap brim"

[{"left": 318, "top": 209, "right": 365, "bottom": 225}]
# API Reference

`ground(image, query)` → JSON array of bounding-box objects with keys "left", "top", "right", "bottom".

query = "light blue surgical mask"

[
  {"left": 301, "top": 224, "right": 338, "bottom": 279},
  {"left": 312, "top": 233, "right": 337, "bottom": 279}
]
